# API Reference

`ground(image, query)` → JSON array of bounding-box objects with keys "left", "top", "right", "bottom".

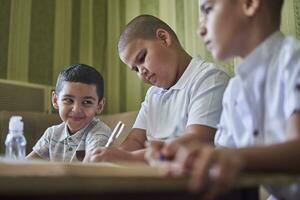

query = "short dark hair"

[
  {"left": 55, "top": 64, "right": 104, "bottom": 100},
  {"left": 266, "top": 0, "right": 284, "bottom": 28},
  {"left": 118, "top": 14, "right": 179, "bottom": 53}
]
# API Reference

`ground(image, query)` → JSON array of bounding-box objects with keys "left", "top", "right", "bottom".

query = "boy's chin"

[{"left": 212, "top": 50, "right": 232, "bottom": 61}]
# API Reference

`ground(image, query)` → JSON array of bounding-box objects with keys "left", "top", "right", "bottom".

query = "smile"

[{"left": 69, "top": 116, "right": 84, "bottom": 121}]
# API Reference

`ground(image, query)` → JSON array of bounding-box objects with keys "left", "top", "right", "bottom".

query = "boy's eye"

[
  {"left": 132, "top": 66, "right": 139, "bottom": 72},
  {"left": 82, "top": 100, "right": 94, "bottom": 105},
  {"left": 62, "top": 98, "right": 73, "bottom": 104},
  {"left": 137, "top": 51, "right": 146, "bottom": 64},
  {"left": 203, "top": 5, "right": 213, "bottom": 15}
]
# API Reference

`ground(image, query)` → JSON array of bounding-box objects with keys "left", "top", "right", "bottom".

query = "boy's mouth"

[
  {"left": 205, "top": 40, "right": 212, "bottom": 49},
  {"left": 69, "top": 116, "right": 85, "bottom": 121},
  {"left": 147, "top": 74, "right": 156, "bottom": 84}
]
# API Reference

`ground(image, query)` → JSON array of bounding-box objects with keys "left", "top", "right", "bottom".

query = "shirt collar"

[
  {"left": 236, "top": 31, "right": 284, "bottom": 79},
  {"left": 170, "top": 56, "right": 204, "bottom": 90},
  {"left": 59, "top": 117, "right": 98, "bottom": 142}
]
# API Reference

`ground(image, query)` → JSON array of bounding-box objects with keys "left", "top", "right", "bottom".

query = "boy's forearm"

[
  {"left": 234, "top": 139, "right": 300, "bottom": 172},
  {"left": 120, "top": 139, "right": 145, "bottom": 151},
  {"left": 179, "top": 131, "right": 215, "bottom": 146},
  {"left": 131, "top": 149, "right": 147, "bottom": 162},
  {"left": 25, "top": 151, "right": 44, "bottom": 160}
]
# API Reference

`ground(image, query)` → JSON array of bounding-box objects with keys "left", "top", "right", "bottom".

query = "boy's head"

[
  {"left": 52, "top": 64, "right": 105, "bottom": 134},
  {"left": 55, "top": 64, "right": 104, "bottom": 100},
  {"left": 118, "top": 14, "right": 179, "bottom": 53},
  {"left": 118, "top": 14, "right": 190, "bottom": 89},
  {"left": 198, "top": 0, "right": 284, "bottom": 60}
]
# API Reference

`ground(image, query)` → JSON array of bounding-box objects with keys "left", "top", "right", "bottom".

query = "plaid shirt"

[{"left": 33, "top": 117, "right": 111, "bottom": 162}]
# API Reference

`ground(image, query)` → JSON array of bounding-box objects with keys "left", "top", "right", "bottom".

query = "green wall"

[{"left": 0, "top": 0, "right": 299, "bottom": 114}]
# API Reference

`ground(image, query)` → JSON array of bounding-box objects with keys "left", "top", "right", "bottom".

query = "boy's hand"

[
  {"left": 145, "top": 140, "right": 165, "bottom": 165},
  {"left": 145, "top": 138, "right": 185, "bottom": 166},
  {"left": 166, "top": 143, "right": 244, "bottom": 200},
  {"left": 88, "top": 147, "right": 134, "bottom": 162}
]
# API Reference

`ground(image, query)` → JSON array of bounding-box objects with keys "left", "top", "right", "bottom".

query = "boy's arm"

[
  {"left": 26, "top": 151, "right": 44, "bottom": 160},
  {"left": 146, "top": 124, "right": 216, "bottom": 163},
  {"left": 88, "top": 128, "right": 147, "bottom": 162},
  {"left": 119, "top": 128, "right": 147, "bottom": 151},
  {"left": 236, "top": 112, "right": 300, "bottom": 171},
  {"left": 167, "top": 113, "right": 300, "bottom": 199},
  {"left": 175, "top": 124, "right": 216, "bottom": 144}
]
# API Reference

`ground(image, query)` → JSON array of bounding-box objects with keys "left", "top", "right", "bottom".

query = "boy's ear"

[
  {"left": 97, "top": 98, "right": 105, "bottom": 114},
  {"left": 155, "top": 28, "right": 172, "bottom": 47},
  {"left": 51, "top": 91, "right": 59, "bottom": 110},
  {"left": 242, "top": 0, "right": 260, "bottom": 17}
]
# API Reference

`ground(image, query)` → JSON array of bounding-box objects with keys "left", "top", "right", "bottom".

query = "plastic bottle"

[{"left": 5, "top": 116, "right": 27, "bottom": 160}]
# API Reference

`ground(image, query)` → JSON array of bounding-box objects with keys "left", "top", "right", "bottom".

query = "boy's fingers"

[
  {"left": 91, "top": 147, "right": 105, "bottom": 155},
  {"left": 203, "top": 152, "right": 240, "bottom": 199},
  {"left": 90, "top": 153, "right": 103, "bottom": 162},
  {"left": 189, "top": 146, "right": 215, "bottom": 192},
  {"left": 161, "top": 140, "right": 180, "bottom": 158},
  {"left": 146, "top": 140, "right": 165, "bottom": 150},
  {"left": 145, "top": 140, "right": 165, "bottom": 164}
]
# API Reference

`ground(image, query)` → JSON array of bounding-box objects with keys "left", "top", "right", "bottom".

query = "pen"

[{"left": 105, "top": 121, "right": 125, "bottom": 147}]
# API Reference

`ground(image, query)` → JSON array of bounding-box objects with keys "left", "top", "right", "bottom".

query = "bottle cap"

[{"left": 9, "top": 116, "right": 24, "bottom": 132}]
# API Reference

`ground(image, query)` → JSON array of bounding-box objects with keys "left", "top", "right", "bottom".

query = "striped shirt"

[{"left": 33, "top": 117, "right": 111, "bottom": 162}]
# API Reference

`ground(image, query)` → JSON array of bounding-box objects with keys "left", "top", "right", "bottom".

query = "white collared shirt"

[
  {"left": 214, "top": 31, "right": 300, "bottom": 199},
  {"left": 33, "top": 117, "right": 111, "bottom": 162},
  {"left": 133, "top": 56, "right": 231, "bottom": 140}
]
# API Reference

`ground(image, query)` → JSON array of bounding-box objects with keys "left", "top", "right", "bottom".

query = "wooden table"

[{"left": 0, "top": 161, "right": 298, "bottom": 200}]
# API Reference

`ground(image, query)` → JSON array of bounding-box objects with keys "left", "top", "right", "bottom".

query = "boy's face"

[
  {"left": 198, "top": 0, "right": 248, "bottom": 60},
  {"left": 52, "top": 81, "right": 104, "bottom": 134},
  {"left": 119, "top": 30, "right": 179, "bottom": 89}
]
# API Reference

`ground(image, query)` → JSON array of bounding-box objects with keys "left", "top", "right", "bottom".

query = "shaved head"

[{"left": 118, "top": 14, "right": 179, "bottom": 53}]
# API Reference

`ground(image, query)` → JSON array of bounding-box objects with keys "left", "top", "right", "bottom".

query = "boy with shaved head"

[{"left": 89, "top": 14, "right": 230, "bottom": 163}]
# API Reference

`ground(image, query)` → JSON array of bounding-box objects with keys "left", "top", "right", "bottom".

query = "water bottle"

[{"left": 5, "top": 116, "right": 27, "bottom": 160}]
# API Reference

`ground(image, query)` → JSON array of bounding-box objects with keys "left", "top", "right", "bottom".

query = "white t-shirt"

[
  {"left": 214, "top": 31, "right": 300, "bottom": 200},
  {"left": 33, "top": 117, "right": 111, "bottom": 162},
  {"left": 133, "top": 56, "right": 231, "bottom": 141}
]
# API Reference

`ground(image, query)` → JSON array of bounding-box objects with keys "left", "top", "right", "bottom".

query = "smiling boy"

[{"left": 26, "top": 64, "right": 111, "bottom": 162}]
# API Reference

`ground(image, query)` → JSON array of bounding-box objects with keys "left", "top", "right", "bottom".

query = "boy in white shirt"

[
  {"left": 164, "top": 0, "right": 300, "bottom": 199},
  {"left": 26, "top": 64, "right": 111, "bottom": 162},
  {"left": 89, "top": 15, "right": 230, "bottom": 162}
]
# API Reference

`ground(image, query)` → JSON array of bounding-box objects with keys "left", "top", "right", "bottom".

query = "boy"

[
  {"left": 26, "top": 64, "right": 111, "bottom": 162},
  {"left": 165, "top": 0, "right": 300, "bottom": 199},
  {"left": 89, "top": 15, "right": 230, "bottom": 163}
]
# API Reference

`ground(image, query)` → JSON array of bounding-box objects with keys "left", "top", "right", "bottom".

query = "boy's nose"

[
  {"left": 197, "top": 19, "right": 207, "bottom": 38},
  {"left": 72, "top": 102, "right": 82, "bottom": 112}
]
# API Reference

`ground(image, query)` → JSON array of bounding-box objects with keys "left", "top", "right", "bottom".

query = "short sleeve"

[
  {"left": 187, "top": 66, "right": 230, "bottom": 128},
  {"left": 214, "top": 102, "right": 236, "bottom": 147},
  {"left": 132, "top": 87, "right": 153, "bottom": 130},
  {"left": 85, "top": 121, "right": 111, "bottom": 152},
  {"left": 285, "top": 58, "right": 300, "bottom": 117},
  {"left": 32, "top": 127, "right": 52, "bottom": 159}
]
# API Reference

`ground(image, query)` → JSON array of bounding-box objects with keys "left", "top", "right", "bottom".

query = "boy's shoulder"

[
  {"left": 92, "top": 118, "right": 111, "bottom": 134},
  {"left": 190, "top": 56, "right": 230, "bottom": 76},
  {"left": 46, "top": 121, "right": 65, "bottom": 133},
  {"left": 188, "top": 56, "right": 231, "bottom": 85},
  {"left": 277, "top": 35, "right": 300, "bottom": 72},
  {"left": 281, "top": 35, "right": 300, "bottom": 57}
]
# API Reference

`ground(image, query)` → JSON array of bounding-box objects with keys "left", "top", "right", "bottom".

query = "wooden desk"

[{"left": 0, "top": 161, "right": 298, "bottom": 200}]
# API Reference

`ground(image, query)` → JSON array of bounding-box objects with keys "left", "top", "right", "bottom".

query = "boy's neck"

[
  {"left": 239, "top": 7, "right": 280, "bottom": 59},
  {"left": 177, "top": 48, "right": 192, "bottom": 75},
  {"left": 240, "top": 26, "right": 279, "bottom": 59}
]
